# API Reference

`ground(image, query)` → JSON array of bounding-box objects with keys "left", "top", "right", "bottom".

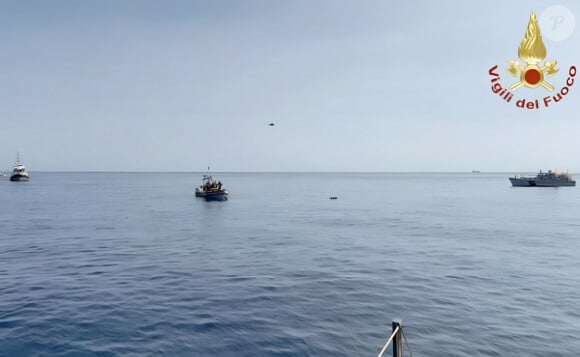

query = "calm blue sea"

[{"left": 1, "top": 172, "right": 580, "bottom": 356}]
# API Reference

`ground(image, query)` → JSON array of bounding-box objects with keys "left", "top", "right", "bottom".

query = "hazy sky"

[{"left": 1, "top": 0, "right": 579, "bottom": 172}]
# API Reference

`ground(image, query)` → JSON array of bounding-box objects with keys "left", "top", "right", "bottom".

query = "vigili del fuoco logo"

[{"left": 488, "top": 12, "right": 576, "bottom": 109}]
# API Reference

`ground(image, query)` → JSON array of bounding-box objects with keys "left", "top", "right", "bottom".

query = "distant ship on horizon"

[
  {"left": 10, "top": 153, "right": 30, "bottom": 182},
  {"left": 509, "top": 170, "right": 575, "bottom": 187}
]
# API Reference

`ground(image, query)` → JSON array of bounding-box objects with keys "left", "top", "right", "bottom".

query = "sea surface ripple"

[{"left": 1, "top": 172, "right": 580, "bottom": 356}]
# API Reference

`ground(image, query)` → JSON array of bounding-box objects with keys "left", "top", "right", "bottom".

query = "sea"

[{"left": 1, "top": 172, "right": 580, "bottom": 356}]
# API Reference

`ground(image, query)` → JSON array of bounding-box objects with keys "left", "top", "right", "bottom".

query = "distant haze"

[{"left": 1, "top": 0, "right": 579, "bottom": 172}]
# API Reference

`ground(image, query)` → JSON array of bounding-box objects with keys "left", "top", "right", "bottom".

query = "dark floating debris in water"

[{"left": 329, "top": 196, "right": 338, "bottom": 200}]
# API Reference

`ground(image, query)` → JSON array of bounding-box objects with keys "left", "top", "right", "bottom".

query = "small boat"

[
  {"left": 509, "top": 169, "right": 575, "bottom": 187},
  {"left": 10, "top": 153, "right": 30, "bottom": 182},
  {"left": 195, "top": 175, "right": 228, "bottom": 200}
]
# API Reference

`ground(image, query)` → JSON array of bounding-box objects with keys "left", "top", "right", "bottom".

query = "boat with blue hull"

[{"left": 195, "top": 175, "right": 228, "bottom": 201}]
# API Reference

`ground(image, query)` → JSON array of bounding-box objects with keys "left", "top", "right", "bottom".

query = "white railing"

[{"left": 378, "top": 320, "right": 412, "bottom": 357}]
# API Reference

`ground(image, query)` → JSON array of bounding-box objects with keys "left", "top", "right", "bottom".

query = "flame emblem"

[{"left": 507, "top": 12, "right": 558, "bottom": 91}]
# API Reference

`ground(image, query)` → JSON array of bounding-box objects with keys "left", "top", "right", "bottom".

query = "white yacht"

[{"left": 10, "top": 153, "right": 30, "bottom": 182}]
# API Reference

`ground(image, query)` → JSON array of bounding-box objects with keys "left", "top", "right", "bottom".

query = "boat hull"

[
  {"left": 509, "top": 177, "right": 535, "bottom": 187},
  {"left": 535, "top": 181, "right": 576, "bottom": 187},
  {"left": 509, "top": 177, "right": 576, "bottom": 187},
  {"left": 10, "top": 174, "right": 29, "bottom": 182},
  {"left": 195, "top": 189, "right": 228, "bottom": 201}
]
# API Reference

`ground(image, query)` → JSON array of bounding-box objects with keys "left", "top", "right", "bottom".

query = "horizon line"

[{"left": 10, "top": 170, "right": 563, "bottom": 174}]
